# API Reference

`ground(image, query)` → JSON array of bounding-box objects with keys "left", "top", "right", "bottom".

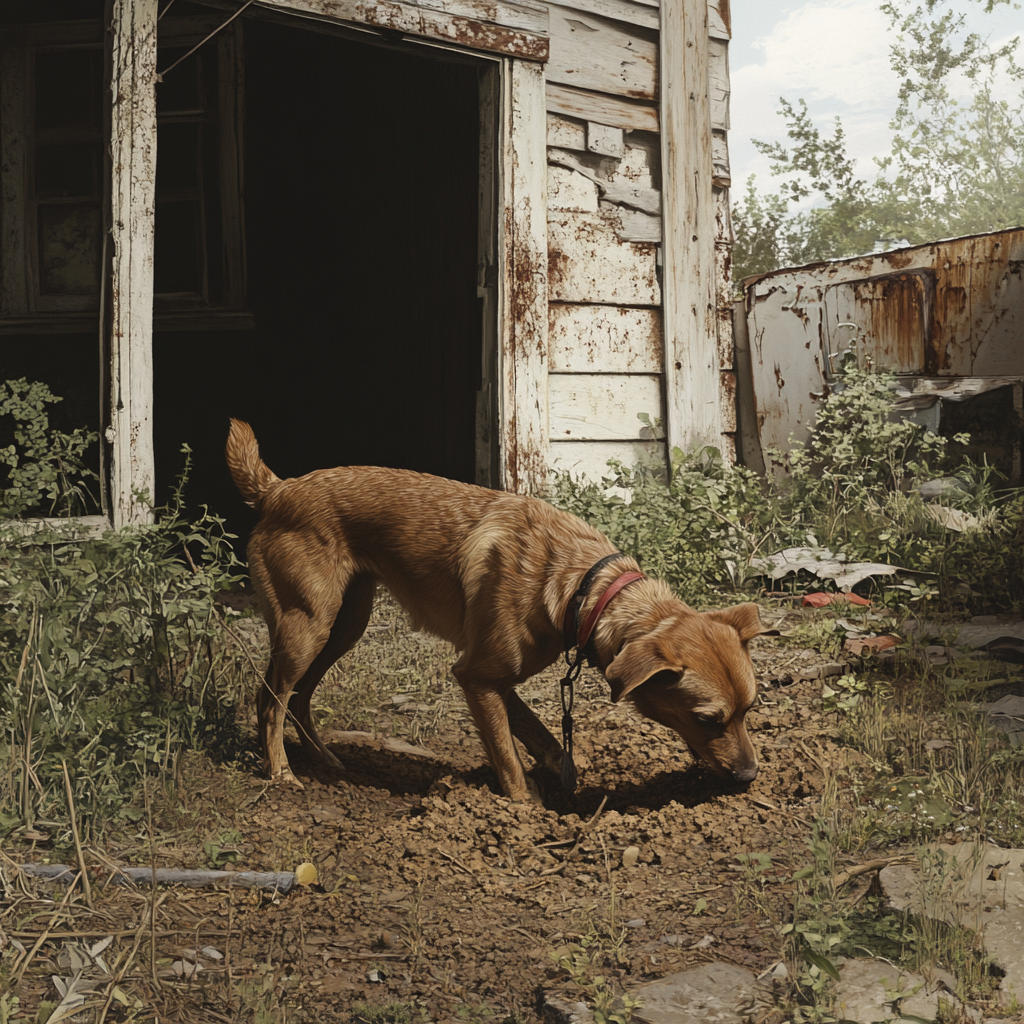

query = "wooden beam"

[
  {"left": 109, "top": 0, "right": 157, "bottom": 526},
  {"left": 546, "top": 82, "right": 659, "bottom": 132},
  {"left": 660, "top": 0, "right": 721, "bottom": 452},
  {"left": 499, "top": 58, "right": 549, "bottom": 493},
  {"left": 253, "top": 0, "right": 549, "bottom": 61}
]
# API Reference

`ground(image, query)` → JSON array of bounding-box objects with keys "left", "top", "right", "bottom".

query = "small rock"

[
  {"left": 542, "top": 995, "right": 594, "bottom": 1023},
  {"left": 632, "top": 962, "right": 757, "bottom": 1024},
  {"left": 624, "top": 918, "right": 646, "bottom": 929},
  {"left": 835, "top": 958, "right": 965, "bottom": 1023},
  {"left": 622, "top": 845, "right": 640, "bottom": 869}
]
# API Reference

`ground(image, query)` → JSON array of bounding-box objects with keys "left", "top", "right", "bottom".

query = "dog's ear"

[
  {"left": 605, "top": 639, "right": 682, "bottom": 703},
  {"left": 705, "top": 603, "right": 779, "bottom": 644}
]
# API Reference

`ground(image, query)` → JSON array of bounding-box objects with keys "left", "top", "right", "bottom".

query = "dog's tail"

[{"left": 225, "top": 419, "right": 280, "bottom": 509}]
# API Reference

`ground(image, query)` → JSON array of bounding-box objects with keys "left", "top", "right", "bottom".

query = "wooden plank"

[
  {"left": 547, "top": 112, "right": 587, "bottom": 150},
  {"left": 254, "top": 0, "right": 549, "bottom": 61},
  {"left": 549, "top": 439, "right": 666, "bottom": 481},
  {"left": 546, "top": 82, "right": 659, "bottom": 132},
  {"left": 548, "top": 0, "right": 659, "bottom": 29},
  {"left": 0, "top": 43, "right": 28, "bottom": 316},
  {"left": 499, "top": 59, "right": 549, "bottom": 493},
  {"left": 709, "top": 36, "right": 729, "bottom": 131},
  {"left": 660, "top": 0, "right": 721, "bottom": 450},
  {"left": 587, "top": 121, "right": 624, "bottom": 158},
  {"left": 719, "top": 369, "right": 736, "bottom": 432},
  {"left": 708, "top": 0, "right": 729, "bottom": 40},
  {"left": 476, "top": 65, "right": 499, "bottom": 488},
  {"left": 609, "top": 206, "right": 661, "bottom": 242},
  {"left": 217, "top": 23, "right": 247, "bottom": 311},
  {"left": 548, "top": 303, "right": 662, "bottom": 373},
  {"left": 712, "top": 129, "right": 730, "bottom": 188},
  {"left": 548, "top": 165, "right": 600, "bottom": 211},
  {"left": 548, "top": 211, "right": 659, "bottom": 304},
  {"left": 109, "top": 0, "right": 158, "bottom": 527},
  {"left": 600, "top": 179, "right": 660, "bottom": 214},
  {"left": 416, "top": 0, "right": 549, "bottom": 33},
  {"left": 546, "top": 2, "right": 657, "bottom": 100},
  {"left": 548, "top": 148, "right": 660, "bottom": 211},
  {"left": 549, "top": 373, "right": 664, "bottom": 440}
]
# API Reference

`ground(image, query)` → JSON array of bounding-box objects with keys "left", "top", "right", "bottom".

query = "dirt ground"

[{"left": 2, "top": 595, "right": 874, "bottom": 1022}]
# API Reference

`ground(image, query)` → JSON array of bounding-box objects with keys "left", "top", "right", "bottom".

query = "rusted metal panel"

[
  {"left": 548, "top": 303, "right": 662, "bottom": 372},
  {"left": 743, "top": 227, "right": 1024, "bottom": 468},
  {"left": 547, "top": 211, "right": 660, "bottom": 304},
  {"left": 549, "top": 373, "right": 664, "bottom": 439},
  {"left": 256, "top": 0, "right": 550, "bottom": 61}
]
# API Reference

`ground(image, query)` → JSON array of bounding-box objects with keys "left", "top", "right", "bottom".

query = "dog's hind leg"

[
  {"left": 287, "top": 572, "right": 375, "bottom": 770},
  {"left": 505, "top": 690, "right": 563, "bottom": 775}
]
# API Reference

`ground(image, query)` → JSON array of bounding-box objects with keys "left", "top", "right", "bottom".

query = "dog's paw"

[{"left": 269, "top": 767, "right": 305, "bottom": 790}]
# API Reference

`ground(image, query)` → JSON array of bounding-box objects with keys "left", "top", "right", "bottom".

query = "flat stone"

[
  {"left": 632, "top": 962, "right": 757, "bottom": 1024},
  {"left": 542, "top": 995, "right": 593, "bottom": 1023},
  {"left": 880, "top": 843, "right": 1024, "bottom": 1004},
  {"left": 835, "top": 959, "right": 964, "bottom": 1023}
]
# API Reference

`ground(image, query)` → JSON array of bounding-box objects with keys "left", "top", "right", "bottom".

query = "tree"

[{"left": 732, "top": 0, "right": 1024, "bottom": 283}]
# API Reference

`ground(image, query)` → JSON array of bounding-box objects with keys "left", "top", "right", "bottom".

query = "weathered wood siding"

[{"left": 543, "top": 0, "right": 734, "bottom": 484}]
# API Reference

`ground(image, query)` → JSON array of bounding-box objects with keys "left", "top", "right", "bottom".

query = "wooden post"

[
  {"left": 108, "top": 0, "right": 157, "bottom": 526},
  {"left": 499, "top": 58, "right": 549, "bottom": 493},
  {"left": 659, "top": 0, "right": 720, "bottom": 454}
]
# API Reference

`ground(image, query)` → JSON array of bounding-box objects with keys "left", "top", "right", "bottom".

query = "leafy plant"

[
  {"left": 0, "top": 392, "right": 249, "bottom": 836},
  {"left": 0, "top": 378, "right": 98, "bottom": 518}
]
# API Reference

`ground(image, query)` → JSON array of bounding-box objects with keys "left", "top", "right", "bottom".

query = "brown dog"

[{"left": 226, "top": 419, "right": 772, "bottom": 800}]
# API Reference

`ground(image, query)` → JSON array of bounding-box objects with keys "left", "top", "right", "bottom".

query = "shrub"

[{"left": 0, "top": 385, "right": 249, "bottom": 838}]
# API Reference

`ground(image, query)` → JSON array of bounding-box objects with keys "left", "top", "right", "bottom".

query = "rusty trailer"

[{"left": 737, "top": 228, "right": 1024, "bottom": 481}]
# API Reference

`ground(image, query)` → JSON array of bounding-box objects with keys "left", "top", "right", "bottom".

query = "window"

[{"left": 0, "top": 14, "right": 247, "bottom": 332}]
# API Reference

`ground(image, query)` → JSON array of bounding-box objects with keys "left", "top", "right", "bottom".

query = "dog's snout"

[{"left": 731, "top": 764, "right": 758, "bottom": 784}]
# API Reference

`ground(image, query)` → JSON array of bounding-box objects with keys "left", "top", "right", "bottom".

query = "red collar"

[{"left": 576, "top": 571, "right": 645, "bottom": 652}]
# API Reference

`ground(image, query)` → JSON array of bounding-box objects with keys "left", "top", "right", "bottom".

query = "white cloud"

[{"left": 729, "top": 0, "right": 901, "bottom": 195}]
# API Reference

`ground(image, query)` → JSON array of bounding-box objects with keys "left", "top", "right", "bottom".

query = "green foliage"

[
  {"left": 555, "top": 369, "right": 1024, "bottom": 611},
  {"left": 549, "top": 932, "right": 640, "bottom": 1024},
  {"left": 0, "top": 390, "right": 248, "bottom": 835},
  {"left": 733, "top": 0, "right": 1024, "bottom": 280},
  {"left": 0, "top": 378, "right": 98, "bottom": 518},
  {"left": 552, "top": 439, "right": 774, "bottom": 603}
]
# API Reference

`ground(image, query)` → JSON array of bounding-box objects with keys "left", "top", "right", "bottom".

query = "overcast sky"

[{"left": 728, "top": 0, "right": 1024, "bottom": 200}]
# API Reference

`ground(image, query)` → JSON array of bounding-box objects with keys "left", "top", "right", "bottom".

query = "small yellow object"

[{"left": 294, "top": 862, "right": 318, "bottom": 886}]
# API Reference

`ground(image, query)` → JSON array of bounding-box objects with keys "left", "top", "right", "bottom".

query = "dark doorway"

[{"left": 153, "top": 15, "right": 486, "bottom": 532}]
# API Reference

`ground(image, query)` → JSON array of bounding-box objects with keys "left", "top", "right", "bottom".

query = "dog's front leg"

[
  {"left": 457, "top": 681, "right": 534, "bottom": 801},
  {"left": 506, "top": 690, "right": 564, "bottom": 775}
]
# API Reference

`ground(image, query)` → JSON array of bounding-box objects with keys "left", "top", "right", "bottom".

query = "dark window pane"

[
  {"left": 156, "top": 49, "right": 202, "bottom": 114},
  {"left": 35, "top": 143, "right": 98, "bottom": 198},
  {"left": 38, "top": 203, "right": 101, "bottom": 294},
  {"left": 35, "top": 50, "right": 101, "bottom": 129},
  {"left": 156, "top": 122, "right": 199, "bottom": 191},
  {"left": 155, "top": 201, "right": 199, "bottom": 293}
]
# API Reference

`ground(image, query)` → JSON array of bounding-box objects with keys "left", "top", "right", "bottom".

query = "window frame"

[{"left": 0, "top": 14, "right": 248, "bottom": 334}]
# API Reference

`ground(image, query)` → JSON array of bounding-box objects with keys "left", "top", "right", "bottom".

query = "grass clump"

[{"left": 0, "top": 382, "right": 251, "bottom": 841}]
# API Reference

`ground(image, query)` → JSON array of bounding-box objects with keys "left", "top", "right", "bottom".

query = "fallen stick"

[
  {"left": 832, "top": 856, "right": 913, "bottom": 888},
  {"left": 18, "top": 864, "right": 296, "bottom": 893}
]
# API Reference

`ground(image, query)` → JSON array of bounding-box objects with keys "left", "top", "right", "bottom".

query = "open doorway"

[{"left": 153, "top": 10, "right": 495, "bottom": 533}]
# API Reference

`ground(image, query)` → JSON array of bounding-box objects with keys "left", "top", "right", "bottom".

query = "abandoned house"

[
  {"left": 736, "top": 227, "right": 1024, "bottom": 483},
  {"left": 0, "top": 0, "right": 736, "bottom": 529}
]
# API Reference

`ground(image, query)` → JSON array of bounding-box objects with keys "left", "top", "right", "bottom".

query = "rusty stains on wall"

[{"left": 741, "top": 226, "right": 1024, "bottom": 470}]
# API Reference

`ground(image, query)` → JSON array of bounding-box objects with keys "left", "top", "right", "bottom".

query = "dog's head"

[{"left": 604, "top": 603, "right": 771, "bottom": 784}]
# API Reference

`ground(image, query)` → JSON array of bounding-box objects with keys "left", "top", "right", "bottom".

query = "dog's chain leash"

[{"left": 560, "top": 552, "right": 630, "bottom": 795}]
